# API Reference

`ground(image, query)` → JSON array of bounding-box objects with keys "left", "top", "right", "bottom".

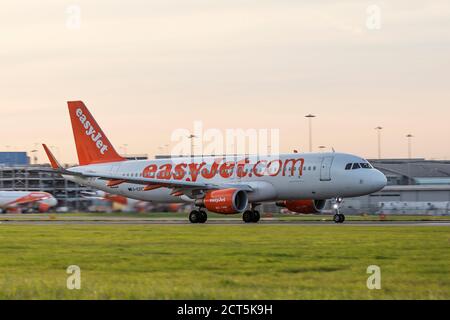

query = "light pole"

[
  {"left": 305, "top": 114, "right": 316, "bottom": 152},
  {"left": 158, "top": 144, "right": 170, "bottom": 156},
  {"left": 31, "top": 142, "right": 39, "bottom": 164},
  {"left": 375, "top": 126, "right": 383, "bottom": 159},
  {"left": 187, "top": 134, "right": 197, "bottom": 158},
  {"left": 406, "top": 134, "right": 413, "bottom": 159},
  {"left": 164, "top": 144, "right": 170, "bottom": 155},
  {"left": 30, "top": 150, "right": 38, "bottom": 165}
]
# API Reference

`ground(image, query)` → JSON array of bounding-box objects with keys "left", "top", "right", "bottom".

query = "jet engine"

[
  {"left": 38, "top": 203, "right": 51, "bottom": 213},
  {"left": 195, "top": 188, "right": 248, "bottom": 214},
  {"left": 276, "top": 199, "right": 326, "bottom": 214}
]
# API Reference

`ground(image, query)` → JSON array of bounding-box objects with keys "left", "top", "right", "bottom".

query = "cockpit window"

[
  {"left": 352, "top": 163, "right": 361, "bottom": 169},
  {"left": 345, "top": 163, "right": 352, "bottom": 170},
  {"left": 360, "top": 163, "right": 372, "bottom": 169}
]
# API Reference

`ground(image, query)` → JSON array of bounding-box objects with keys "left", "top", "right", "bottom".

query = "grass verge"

[{"left": 0, "top": 224, "right": 449, "bottom": 299}]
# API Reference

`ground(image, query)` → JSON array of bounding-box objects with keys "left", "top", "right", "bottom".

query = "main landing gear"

[
  {"left": 189, "top": 209, "right": 207, "bottom": 224},
  {"left": 332, "top": 197, "right": 345, "bottom": 224},
  {"left": 243, "top": 204, "right": 261, "bottom": 223}
]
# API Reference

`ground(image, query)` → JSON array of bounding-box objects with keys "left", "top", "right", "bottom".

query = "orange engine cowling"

[
  {"left": 104, "top": 194, "right": 128, "bottom": 206},
  {"left": 38, "top": 203, "right": 51, "bottom": 213},
  {"left": 276, "top": 199, "right": 326, "bottom": 214},
  {"left": 196, "top": 188, "right": 248, "bottom": 214}
]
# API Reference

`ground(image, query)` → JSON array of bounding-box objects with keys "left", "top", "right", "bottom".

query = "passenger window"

[
  {"left": 345, "top": 163, "right": 352, "bottom": 170},
  {"left": 352, "top": 163, "right": 361, "bottom": 169}
]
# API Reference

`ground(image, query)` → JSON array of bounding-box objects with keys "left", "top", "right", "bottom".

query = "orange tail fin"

[
  {"left": 42, "top": 144, "right": 62, "bottom": 169},
  {"left": 68, "top": 101, "right": 125, "bottom": 166}
]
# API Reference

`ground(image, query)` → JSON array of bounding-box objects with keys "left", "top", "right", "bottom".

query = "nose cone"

[{"left": 371, "top": 170, "right": 387, "bottom": 193}]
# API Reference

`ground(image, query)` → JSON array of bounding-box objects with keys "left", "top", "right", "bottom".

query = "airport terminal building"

[
  {"left": 258, "top": 158, "right": 450, "bottom": 215},
  {"left": 0, "top": 163, "right": 94, "bottom": 211},
  {"left": 0, "top": 152, "right": 150, "bottom": 211},
  {"left": 0, "top": 152, "right": 449, "bottom": 214},
  {"left": 341, "top": 158, "right": 450, "bottom": 214}
]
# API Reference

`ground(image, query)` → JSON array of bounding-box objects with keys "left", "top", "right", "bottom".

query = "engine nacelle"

[
  {"left": 104, "top": 194, "right": 128, "bottom": 205},
  {"left": 196, "top": 188, "right": 248, "bottom": 214},
  {"left": 276, "top": 199, "right": 326, "bottom": 214},
  {"left": 38, "top": 203, "right": 51, "bottom": 213}
]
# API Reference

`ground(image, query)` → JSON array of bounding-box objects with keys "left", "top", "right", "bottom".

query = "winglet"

[{"left": 42, "top": 144, "right": 62, "bottom": 169}]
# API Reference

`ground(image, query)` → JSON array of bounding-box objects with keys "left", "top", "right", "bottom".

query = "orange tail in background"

[
  {"left": 43, "top": 144, "right": 62, "bottom": 169},
  {"left": 68, "top": 101, "right": 125, "bottom": 166}
]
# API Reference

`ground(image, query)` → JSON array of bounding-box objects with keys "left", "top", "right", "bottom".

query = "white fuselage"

[
  {"left": 65, "top": 152, "right": 386, "bottom": 205},
  {"left": 0, "top": 191, "right": 58, "bottom": 209}
]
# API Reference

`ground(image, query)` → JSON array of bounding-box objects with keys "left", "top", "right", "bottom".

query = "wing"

[
  {"left": 38, "top": 144, "right": 253, "bottom": 196},
  {"left": 73, "top": 170, "right": 253, "bottom": 193}
]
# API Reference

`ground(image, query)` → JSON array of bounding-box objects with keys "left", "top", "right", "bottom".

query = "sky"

[{"left": 1, "top": 0, "right": 449, "bottom": 164}]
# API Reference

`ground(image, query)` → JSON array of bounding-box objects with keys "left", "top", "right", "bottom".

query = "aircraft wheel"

[
  {"left": 243, "top": 210, "right": 253, "bottom": 223},
  {"left": 252, "top": 210, "right": 260, "bottom": 223},
  {"left": 189, "top": 210, "right": 200, "bottom": 223},
  {"left": 333, "top": 214, "right": 345, "bottom": 223},
  {"left": 333, "top": 214, "right": 341, "bottom": 223},
  {"left": 199, "top": 210, "right": 207, "bottom": 223}
]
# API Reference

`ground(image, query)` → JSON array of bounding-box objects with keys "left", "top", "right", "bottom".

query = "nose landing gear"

[{"left": 332, "top": 197, "right": 345, "bottom": 224}]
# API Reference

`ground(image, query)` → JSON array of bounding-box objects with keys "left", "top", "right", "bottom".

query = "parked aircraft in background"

[
  {"left": 81, "top": 190, "right": 144, "bottom": 212},
  {"left": 42, "top": 101, "right": 386, "bottom": 223},
  {"left": 0, "top": 191, "right": 57, "bottom": 213},
  {"left": 82, "top": 190, "right": 183, "bottom": 213}
]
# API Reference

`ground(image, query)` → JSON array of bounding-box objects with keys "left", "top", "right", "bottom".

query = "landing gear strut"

[
  {"left": 243, "top": 204, "right": 261, "bottom": 223},
  {"left": 332, "top": 197, "right": 345, "bottom": 224},
  {"left": 189, "top": 209, "right": 207, "bottom": 224}
]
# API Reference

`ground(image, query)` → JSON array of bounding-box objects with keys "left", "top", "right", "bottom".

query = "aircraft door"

[{"left": 320, "top": 156, "right": 334, "bottom": 181}]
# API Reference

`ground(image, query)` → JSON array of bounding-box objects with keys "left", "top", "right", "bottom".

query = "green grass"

[{"left": 0, "top": 225, "right": 449, "bottom": 299}]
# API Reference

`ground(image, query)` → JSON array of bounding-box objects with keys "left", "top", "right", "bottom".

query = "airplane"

[
  {"left": 0, "top": 191, "right": 58, "bottom": 213},
  {"left": 81, "top": 190, "right": 145, "bottom": 212},
  {"left": 81, "top": 190, "right": 183, "bottom": 213},
  {"left": 41, "top": 100, "right": 387, "bottom": 224}
]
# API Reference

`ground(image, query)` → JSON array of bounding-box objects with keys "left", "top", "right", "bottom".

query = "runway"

[{"left": 1, "top": 218, "right": 450, "bottom": 226}]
